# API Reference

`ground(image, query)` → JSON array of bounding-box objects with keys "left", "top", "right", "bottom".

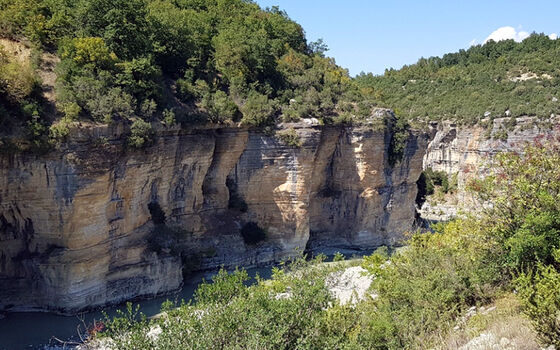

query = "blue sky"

[{"left": 255, "top": 0, "right": 560, "bottom": 76}]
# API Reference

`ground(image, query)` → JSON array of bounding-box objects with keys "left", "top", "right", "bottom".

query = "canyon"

[
  {"left": 0, "top": 112, "right": 428, "bottom": 313},
  {"left": 1, "top": 113, "right": 557, "bottom": 314}
]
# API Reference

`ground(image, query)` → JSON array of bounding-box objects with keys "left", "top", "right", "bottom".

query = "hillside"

[
  {"left": 0, "top": 0, "right": 378, "bottom": 152},
  {"left": 356, "top": 34, "right": 560, "bottom": 125}
]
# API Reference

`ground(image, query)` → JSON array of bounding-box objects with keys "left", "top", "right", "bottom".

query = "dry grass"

[{"left": 442, "top": 293, "right": 540, "bottom": 350}]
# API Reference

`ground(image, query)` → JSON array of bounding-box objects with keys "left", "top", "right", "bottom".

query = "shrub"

[
  {"left": 201, "top": 90, "right": 239, "bottom": 123},
  {"left": 162, "top": 109, "right": 176, "bottom": 127},
  {"left": 240, "top": 92, "right": 276, "bottom": 127},
  {"left": 333, "top": 252, "right": 345, "bottom": 262},
  {"left": 415, "top": 171, "right": 434, "bottom": 206},
  {"left": 60, "top": 102, "right": 81, "bottom": 120},
  {"left": 240, "top": 222, "right": 266, "bottom": 245},
  {"left": 364, "top": 219, "right": 503, "bottom": 347},
  {"left": 420, "top": 168, "right": 455, "bottom": 195},
  {"left": 61, "top": 37, "right": 117, "bottom": 67},
  {"left": 469, "top": 141, "right": 560, "bottom": 271},
  {"left": 517, "top": 258, "right": 560, "bottom": 347},
  {"left": 0, "top": 47, "right": 37, "bottom": 103},
  {"left": 276, "top": 128, "right": 301, "bottom": 147},
  {"left": 493, "top": 128, "right": 509, "bottom": 142},
  {"left": 194, "top": 268, "right": 249, "bottom": 305},
  {"left": 128, "top": 119, "right": 154, "bottom": 148},
  {"left": 48, "top": 117, "right": 71, "bottom": 142},
  {"left": 386, "top": 114, "right": 409, "bottom": 167}
]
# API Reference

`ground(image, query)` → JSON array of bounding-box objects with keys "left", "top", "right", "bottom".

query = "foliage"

[
  {"left": 200, "top": 89, "right": 239, "bottom": 123},
  {"left": 386, "top": 114, "right": 410, "bottom": 166},
  {"left": 276, "top": 127, "right": 301, "bottom": 147},
  {"left": 0, "top": 44, "right": 43, "bottom": 138},
  {"left": 517, "top": 255, "right": 560, "bottom": 347},
  {"left": 161, "top": 109, "right": 175, "bottom": 127},
  {"left": 468, "top": 139, "right": 560, "bottom": 271},
  {"left": 128, "top": 119, "right": 154, "bottom": 148},
  {"left": 356, "top": 33, "right": 560, "bottom": 123},
  {"left": 48, "top": 117, "right": 71, "bottom": 142},
  {"left": 194, "top": 268, "right": 249, "bottom": 305},
  {"left": 365, "top": 220, "right": 503, "bottom": 347},
  {"left": 333, "top": 251, "right": 345, "bottom": 262},
  {"left": 0, "top": 0, "right": 372, "bottom": 133},
  {"left": 103, "top": 257, "right": 341, "bottom": 350},
  {"left": 240, "top": 92, "right": 276, "bottom": 127}
]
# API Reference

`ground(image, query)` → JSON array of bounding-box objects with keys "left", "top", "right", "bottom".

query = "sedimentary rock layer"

[
  {"left": 421, "top": 117, "right": 560, "bottom": 220},
  {"left": 0, "top": 122, "right": 428, "bottom": 313}
]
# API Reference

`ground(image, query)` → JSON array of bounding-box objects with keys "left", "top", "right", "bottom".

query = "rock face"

[
  {"left": 421, "top": 117, "right": 560, "bottom": 220},
  {"left": 0, "top": 122, "right": 428, "bottom": 313}
]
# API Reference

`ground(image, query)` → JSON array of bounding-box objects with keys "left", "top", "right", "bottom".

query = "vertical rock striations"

[
  {"left": 0, "top": 122, "right": 428, "bottom": 313},
  {"left": 421, "top": 117, "right": 560, "bottom": 220}
]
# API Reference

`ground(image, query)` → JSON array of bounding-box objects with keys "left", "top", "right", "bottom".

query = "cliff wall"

[
  {"left": 421, "top": 117, "right": 560, "bottom": 220},
  {"left": 0, "top": 120, "right": 428, "bottom": 313}
]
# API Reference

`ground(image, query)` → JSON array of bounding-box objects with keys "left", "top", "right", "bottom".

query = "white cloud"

[
  {"left": 484, "top": 26, "right": 529, "bottom": 43},
  {"left": 549, "top": 33, "right": 558, "bottom": 40},
  {"left": 469, "top": 38, "right": 478, "bottom": 47}
]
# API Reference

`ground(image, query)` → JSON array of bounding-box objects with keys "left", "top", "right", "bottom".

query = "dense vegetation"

[
  {"left": 2, "top": 1, "right": 559, "bottom": 156},
  {"left": 99, "top": 140, "right": 560, "bottom": 349},
  {"left": 356, "top": 34, "right": 560, "bottom": 124},
  {"left": 0, "top": 0, "right": 380, "bottom": 152}
]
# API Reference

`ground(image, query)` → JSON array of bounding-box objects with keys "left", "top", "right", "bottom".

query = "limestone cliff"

[
  {"left": 421, "top": 117, "right": 560, "bottom": 220},
  {"left": 0, "top": 119, "right": 428, "bottom": 313}
]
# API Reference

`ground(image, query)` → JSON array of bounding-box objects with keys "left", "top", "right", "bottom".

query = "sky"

[{"left": 255, "top": 0, "right": 560, "bottom": 76}]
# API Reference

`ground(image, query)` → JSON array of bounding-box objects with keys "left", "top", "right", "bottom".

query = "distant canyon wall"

[{"left": 422, "top": 116, "right": 560, "bottom": 220}]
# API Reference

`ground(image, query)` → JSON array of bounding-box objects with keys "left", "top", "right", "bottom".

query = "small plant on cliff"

[
  {"left": 493, "top": 127, "right": 509, "bottom": 142},
  {"left": 128, "top": 119, "right": 154, "bottom": 149},
  {"left": 386, "top": 114, "right": 410, "bottom": 167},
  {"left": 240, "top": 222, "right": 266, "bottom": 245},
  {"left": 277, "top": 128, "right": 301, "bottom": 147}
]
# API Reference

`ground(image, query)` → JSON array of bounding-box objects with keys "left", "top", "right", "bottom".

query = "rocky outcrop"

[
  {"left": 421, "top": 117, "right": 560, "bottom": 220},
  {"left": 0, "top": 119, "right": 429, "bottom": 313}
]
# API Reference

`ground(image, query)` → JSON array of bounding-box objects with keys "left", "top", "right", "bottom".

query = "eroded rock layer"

[
  {"left": 421, "top": 117, "right": 560, "bottom": 220},
  {"left": 0, "top": 123, "right": 428, "bottom": 313}
]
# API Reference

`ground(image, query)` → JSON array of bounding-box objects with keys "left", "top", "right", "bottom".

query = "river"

[
  {"left": 0, "top": 266, "right": 274, "bottom": 350},
  {"left": 0, "top": 247, "right": 374, "bottom": 350}
]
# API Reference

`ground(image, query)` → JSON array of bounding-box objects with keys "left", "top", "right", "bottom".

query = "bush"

[
  {"left": 493, "top": 128, "right": 509, "bottom": 142},
  {"left": 201, "top": 90, "right": 239, "bottom": 123},
  {"left": 517, "top": 258, "right": 560, "bottom": 347},
  {"left": 128, "top": 119, "right": 154, "bottom": 148},
  {"left": 48, "top": 117, "right": 71, "bottom": 142},
  {"left": 276, "top": 128, "right": 301, "bottom": 147},
  {"left": 240, "top": 222, "right": 266, "bottom": 245},
  {"left": 162, "top": 109, "right": 176, "bottom": 127},
  {"left": 240, "top": 92, "right": 277, "bottom": 127},
  {"left": 363, "top": 219, "right": 502, "bottom": 347},
  {"left": 194, "top": 268, "right": 249, "bottom": 305},
  {"left": 469, "top": 142, "right": 560, "bottom": 271},
  {"left": 386, "top": 114, "right": 409, "bottom": 167},
  {"left": 420, "top": 168, "right": 456, "bottom": 196}
]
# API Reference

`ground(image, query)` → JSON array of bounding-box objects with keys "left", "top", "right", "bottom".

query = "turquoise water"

[{"left": 0, "top": 267, "right": 274, "bottom": 350}]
